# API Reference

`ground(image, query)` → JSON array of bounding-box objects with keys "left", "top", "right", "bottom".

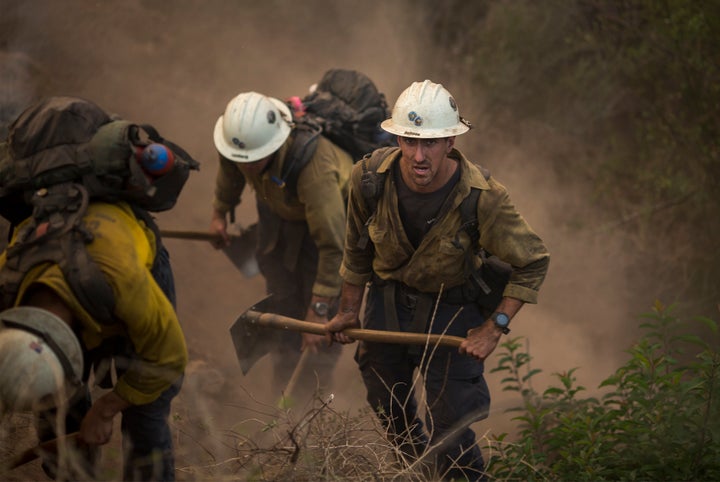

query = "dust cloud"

[{"left": 1, "top": 0, "right": 639, "bottom": 477}]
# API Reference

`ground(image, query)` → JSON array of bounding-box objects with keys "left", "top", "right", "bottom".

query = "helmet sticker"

[
  {"left": 267, "top": 110, "right": 276, "bottom": 124},
  {"left": 29, "top": 340, "right": 44, "bottom": 353},
  {"left": 449, "top": 97, "right": 457, "bottom": 111},
  {"left": 408, "top": 111, "right": 423, "bottom": 126}
]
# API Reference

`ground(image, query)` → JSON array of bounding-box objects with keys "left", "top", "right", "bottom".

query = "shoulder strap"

[
  {"left": 277, "top": 121, "right": 322, "bottom": 195},
  {"left": 129, "top": 204, "right": 176, "bottom": 307},
  {"left": 458, "top": 187, "right": 481, "bottom": 250},
  {"left": 457, "top": 165, "right": 491, "bottom": 251},
  {"left": 356, "top": 147, "right": 396, "bottom": 250},
  {"left": 0, "top": 183, "right": 116, "bottom": 323},
  {"left": 359, "top": 148, "right": 393, "bottom": 213}
]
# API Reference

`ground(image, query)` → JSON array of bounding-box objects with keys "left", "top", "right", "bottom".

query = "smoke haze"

[{"left": 1, "top": 0, "right": 639, "bottom": 477}]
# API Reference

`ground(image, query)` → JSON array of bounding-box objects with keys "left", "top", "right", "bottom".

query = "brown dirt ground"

[{"left": 1, "top": 1, "right": 639, "bottom": 479}]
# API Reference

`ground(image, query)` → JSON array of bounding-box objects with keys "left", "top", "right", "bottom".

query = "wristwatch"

[
  {"left": 311, "top": 301, "right": 329, "bottom": 317},
  {"left": 491, "top": 312, "right": 511, "bottom": 334}
]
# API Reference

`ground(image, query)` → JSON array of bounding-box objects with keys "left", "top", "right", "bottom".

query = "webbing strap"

[
  {"left": 457, "top": 188, "right": 481, "bottom": 248},
  {"left": 382, "top": 283, "right": 400, "bottom": 332},
  {"left": 279, "top": 123, "right": 322, "bottom": 194}
]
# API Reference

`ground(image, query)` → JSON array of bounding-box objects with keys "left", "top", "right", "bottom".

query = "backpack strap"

[
  {"left": 455, "top": 166, "right": 513, "bottom": 311},
  {"left": 356, "top": 147, "right": 396, "bottom": 250},
  {"left": 455, "top": 187, "right": 494, "bottom": 295},
  {"left": 275, "top": 120, "right": 323, "bottom": 195},
  {"left": 129, "top": 205, "right": 177, "bottom": 307},
  {"left": 453, "top": 165, "right": 491, "bottom": 251},
  {"left": 457, "top": 187, "right": 482, "bottom": 249},
  {"left": 0, "top": 183, "right": 117, "bottom": 323}
]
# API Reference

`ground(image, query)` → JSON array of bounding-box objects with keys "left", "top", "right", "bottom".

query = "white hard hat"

[
  {"left": 213, "top": 91, "right": 293, "bottom": 163},
  {"left": 381, "top": 80, "right": 471, "bottom": 138},
  {"left": 0, "top": 307, "right": 83, "bottom": 413}
]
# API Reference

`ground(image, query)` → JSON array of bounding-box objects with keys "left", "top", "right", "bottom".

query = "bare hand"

[
  {"left": 301, "top": 332, "right": 326, "bottom": 353},
  {"left": 459, "top": 322, "right": 503, "bottom": 361},
  {"left": 324, "top": 282, "right": 365, "bottom": 345},
  {"left": 79, "top": 391, "right": 129, "bottom": 445},
  {"left": 209, "top": 212, "right": 230, "bottom": 248},
  {"left": 79, "top": 406, "right": 114, "bottom": 445},
  {"left": 325, "top": 311, "right": 360, "bottom": 345},
  {"left": 302, "top": 304, "right": 331, "bottom": 353}
]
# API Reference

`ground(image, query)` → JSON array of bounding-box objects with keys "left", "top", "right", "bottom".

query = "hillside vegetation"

[{"left": 425, "top": 0, "right": 720, "bottom": 313}]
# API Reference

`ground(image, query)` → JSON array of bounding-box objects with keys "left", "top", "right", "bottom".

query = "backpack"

[
  {"left": 0, "top": 96, "right": 199, "bottom": 222},
  {"left": 277, "top": 69, "right": 396, "bottom": 194},
  {"left": 0, "top": 96, "right": 199, "bottom": 322},
  {"left": 357, "top": 147, "right": 512, "bottom": 316}
]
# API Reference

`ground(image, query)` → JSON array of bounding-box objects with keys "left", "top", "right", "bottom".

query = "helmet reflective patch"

[
  {"left": 267, "top": 110, "right": 276, "bottom": 124},
  {"left": 232, "top": 138, "right": 246, "bottom": 148},
  {"left": 408, "top": 111, "right": 423, "bottom": 126},
  {"left": 29, "top": 340, "right": 44, "bottom": 354}
]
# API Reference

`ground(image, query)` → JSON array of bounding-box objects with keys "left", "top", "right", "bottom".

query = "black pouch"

[{"left": 467, "top": 252, "right": 512, "bottom": 316}]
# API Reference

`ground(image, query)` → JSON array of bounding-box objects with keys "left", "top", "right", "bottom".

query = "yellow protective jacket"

[
  {"left": 0, "top": 202, "right": 188, "bottom": 405},
  {"left": 341, "top": 147, "right": 550, "bottom": 304},
  {"left": 213, "top": 132, "right": 353, "bottom": 298}
]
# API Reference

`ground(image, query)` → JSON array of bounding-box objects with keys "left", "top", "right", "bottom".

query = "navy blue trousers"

[
  {"left": 255, "top": 200, "right": 341, "bottom": 402},
  {"left": 356, "top": 283, "right": 491, "bottom": 481}
]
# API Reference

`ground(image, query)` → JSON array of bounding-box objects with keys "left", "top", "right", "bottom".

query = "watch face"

[
  {"left": 494, "top": 312, "right": 510, "bottom": 327},
  {"left": 312, "top": 302, "right": 329, "bottom": 317}
]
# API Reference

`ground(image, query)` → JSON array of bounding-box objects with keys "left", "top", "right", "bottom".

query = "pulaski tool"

[
  {"left": 4, "top": 432, "right": 81, "bottom": 472},
  {"left": 230, "top": 296, "right": 466, "bottom": 375},
  {"left": 160, "top": 222, "right": 259, "bottom": 277}
]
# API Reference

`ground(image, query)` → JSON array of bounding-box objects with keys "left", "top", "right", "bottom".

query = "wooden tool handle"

[
  {"left": 6, "top": 432, "right": 80, "bottom": 471},
  {"left": 159, "top": 230, "right": 227, "bottom": 241},
  {"left": 244, "top": 310, "right": 464, "bottom": 348}
]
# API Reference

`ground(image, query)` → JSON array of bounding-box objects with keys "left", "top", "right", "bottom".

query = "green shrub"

[{"left": 487, "top": 301, "right": 720, "bottom": 481}]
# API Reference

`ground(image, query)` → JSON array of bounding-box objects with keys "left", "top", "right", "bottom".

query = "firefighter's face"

[
  {"left": 238, "top": 154, "right": 272, "bottom": 175},
  {"left": 397, "top": 136, "right": 455, "bottom": 193}
]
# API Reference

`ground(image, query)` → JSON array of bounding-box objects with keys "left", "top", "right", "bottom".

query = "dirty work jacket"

[
  {"left": 213, "top": 132, "right": 353, "bottom": 298},
  {"left": 1, "top": 202, "right": 188, "bottom": 406},
  {"left": 340, "top": 147, "right": 550, "bottom": 304}
]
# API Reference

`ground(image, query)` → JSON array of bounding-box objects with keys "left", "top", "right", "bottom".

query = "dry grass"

[{"left": 170, "top": 388, "right": 438, "bottom": 481}]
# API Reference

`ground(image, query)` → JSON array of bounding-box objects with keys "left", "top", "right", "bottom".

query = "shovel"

[
  {"left": 160, "top": 223, "right": 259, "bottom": 277},
  {"left": 230, "top": 296, "right": 465, "bottom": 375},
  {"left": 3, "top": 432, "right": 80, "bottom": 472}
]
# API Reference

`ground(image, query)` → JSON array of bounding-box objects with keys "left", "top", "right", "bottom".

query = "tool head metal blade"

[{"left": 229, "top": 295, "right": 277, "bottom": 374}]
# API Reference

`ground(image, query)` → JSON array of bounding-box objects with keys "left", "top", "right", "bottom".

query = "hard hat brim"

[
  {"left": 213, "top": 98, "right": 292, "bottom": 163},
  {"left": 380, "top": 118, "right": 470, "bottom": 139}
]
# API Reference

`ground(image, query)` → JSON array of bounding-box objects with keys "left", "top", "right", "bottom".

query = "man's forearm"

[{"left": 337, "top": 281, "right": 365, "bottom": 315}]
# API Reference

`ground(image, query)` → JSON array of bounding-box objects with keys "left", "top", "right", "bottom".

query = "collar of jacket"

[{"left": 376, "top": 146, "right": 491, "bottom": 190}]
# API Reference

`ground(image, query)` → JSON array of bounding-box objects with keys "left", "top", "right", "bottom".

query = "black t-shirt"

[{"left": 394, "top": 162, "right": 460, "bottom": 249}]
